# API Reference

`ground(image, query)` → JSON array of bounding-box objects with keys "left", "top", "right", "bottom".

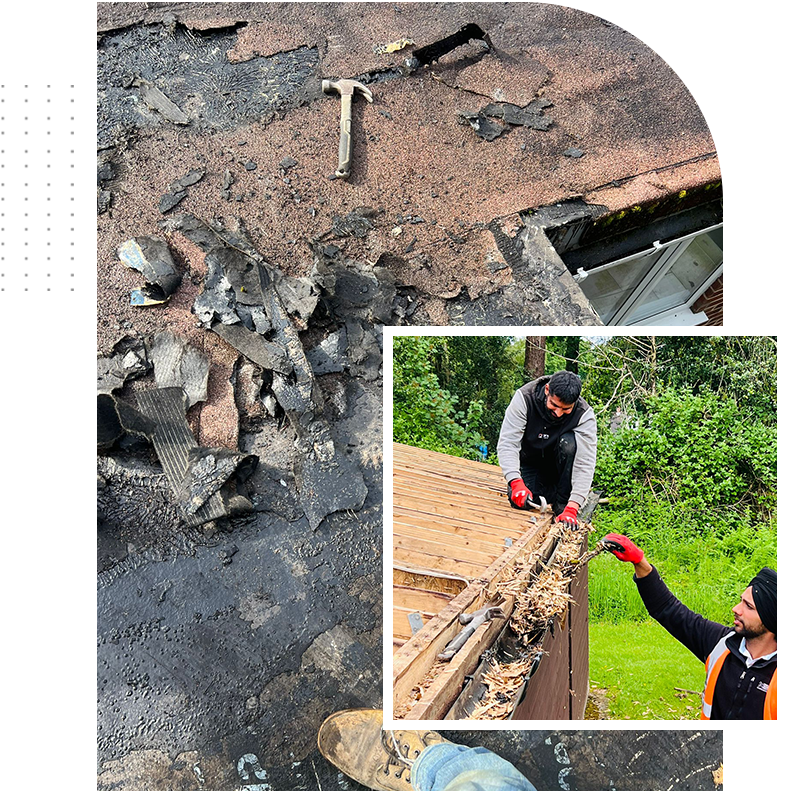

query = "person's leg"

[
  {"left": 551, "top": 431, "right": 576, "bottom": 514},
  {"left": 318, "top": 710, "right": 537, "bottom": 791},
  {"left": 412, "top": 743, "right": 536, "bottom": 791},
  {"left": 520, "top": 460, "right": 555, "bottom": 508}
]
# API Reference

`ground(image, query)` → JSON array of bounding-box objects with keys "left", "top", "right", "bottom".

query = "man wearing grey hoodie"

[{"left": 497, "top": 370, "right": 597, "bottom": 526}]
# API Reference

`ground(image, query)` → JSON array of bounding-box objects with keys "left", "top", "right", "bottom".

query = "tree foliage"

[
  {"left": 597, "top": 388, "right": 777, "bottom": 521},
  {"left": 392, "top": 336, "right": 488, "bottom": 459},
  {"left": 392, "top": 336, "right": 778, "bottom": 541}
]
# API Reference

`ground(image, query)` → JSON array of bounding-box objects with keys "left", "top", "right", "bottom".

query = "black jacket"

[{"left": 635, "top": 566, "right": 777, "bottom": 719}]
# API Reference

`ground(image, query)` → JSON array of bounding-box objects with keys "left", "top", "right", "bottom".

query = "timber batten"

[{"left": 392, "top": 443, "right": 591, "bottom": 720}]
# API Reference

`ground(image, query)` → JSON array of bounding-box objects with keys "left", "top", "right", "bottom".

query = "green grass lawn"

[{"left": 588, "top": 620, "right": 708, "bottom": 719}]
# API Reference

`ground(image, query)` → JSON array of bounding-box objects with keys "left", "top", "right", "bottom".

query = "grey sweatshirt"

[{"left": 496, "top": 388, "right": 598, "bottom": 507}]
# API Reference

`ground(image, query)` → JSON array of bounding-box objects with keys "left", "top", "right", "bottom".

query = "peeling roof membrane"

[
  {"left": 168, "top": 213, "right": 369, "bottom": 529},
  {"left": 134, "top": 386, "right": 257, "bottom": 526},
  {"left": 150, "top": 330, "right": 210, "bottom": 407},
  {"left": 117, "top": 236, "right": 182, "bottom": 306},
  {"left": 97, "top": 335, "right": 151, "bottom": 394},
  {"left": 97, "top": 23, "right": 319, "bottom": 147}
]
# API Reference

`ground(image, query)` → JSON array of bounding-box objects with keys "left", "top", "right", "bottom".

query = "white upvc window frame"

[{"left": 575, "top": 223, "right": 722, "bottom": 326}]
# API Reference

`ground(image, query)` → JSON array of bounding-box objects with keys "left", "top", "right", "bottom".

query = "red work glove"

[
  {"left": 602, "top": 533, "right": 644, "bottom": 563},
  {"left": 556, "top": 503, "right": 579, "bottom": 527},
  {"left": 508, "top": 478, "right": 534, "bottom": 510}
]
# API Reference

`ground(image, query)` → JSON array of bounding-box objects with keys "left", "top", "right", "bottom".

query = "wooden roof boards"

[{"left": 392, "top": 442, "right": 557, "bottom": 718}]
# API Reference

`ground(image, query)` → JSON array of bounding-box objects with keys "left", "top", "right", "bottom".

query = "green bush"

[{"left": 596, "top": 388, "right": 776, "bottom": 518}]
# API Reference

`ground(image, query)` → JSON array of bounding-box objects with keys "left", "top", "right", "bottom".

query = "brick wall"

[{"left": 692, "top": 275, "right": 723, "bottom": 325}]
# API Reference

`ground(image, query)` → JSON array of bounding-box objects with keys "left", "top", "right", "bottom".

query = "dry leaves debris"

[
  {"left": 467, "top": 655, "right": 536, "bottom": 719},
  {"left": 396, "top": 522, "right": 605, "bottom": 721},
  {"left": 467, "top": 523, "right": 599, "bottom": 719}
]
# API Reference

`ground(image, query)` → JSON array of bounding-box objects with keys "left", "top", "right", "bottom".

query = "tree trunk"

[
  {"left": 565, "top": 336, "right": 580, "bottom": 374},
  {"left": 525, "top": 336, "right": 546, "bottom": 379}
]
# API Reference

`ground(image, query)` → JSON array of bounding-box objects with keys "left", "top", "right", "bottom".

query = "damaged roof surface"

[
  {"left": 98, "top": 1, "right": 718, "bottom": 329},
  {"left": 97, "top": 4, "right": 722, "bottom": 789}
]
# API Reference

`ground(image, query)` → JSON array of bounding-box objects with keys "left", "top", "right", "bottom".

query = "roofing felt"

[{"left": 98, "top": 2, "right": 719, "bottom": 328}]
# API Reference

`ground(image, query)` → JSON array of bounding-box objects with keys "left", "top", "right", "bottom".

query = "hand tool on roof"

[
  {"left": 438, "top": 603, "right": 506, "bottom": 662},
  {"left": 321, "top": 78, "right": 373, "bottom": 179},
  {"left": 506, "top": 480, "right": 547, "bottom": 512}
]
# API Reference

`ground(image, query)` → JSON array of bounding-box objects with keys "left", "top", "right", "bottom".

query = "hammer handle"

[{"left": 336, "top": 93, "right": 353, "bottom": 178}]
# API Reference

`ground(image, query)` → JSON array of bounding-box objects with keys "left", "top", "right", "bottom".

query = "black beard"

[
  {"left": 541, "top": 400, "right": 568, "bottom": 425},
  {"left": 736, "top": 622, "right": 768, "bottom": 640}
]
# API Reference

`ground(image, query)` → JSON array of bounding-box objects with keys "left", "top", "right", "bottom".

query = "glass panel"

[
  {"left": 627, "top": 231, "right": 722, "bottom": 323},
  {"left": 578, "top": 250, "right": 658, "bottom": 323}
]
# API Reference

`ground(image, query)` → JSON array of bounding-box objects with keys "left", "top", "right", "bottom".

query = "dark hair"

[{"left": 548, "top": 370, "right": 582, "bottom": 405}]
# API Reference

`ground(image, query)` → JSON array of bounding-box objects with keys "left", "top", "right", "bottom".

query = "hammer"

[
  {"left": 321, "top": 78, "right": 373, "bottom": 179},
  {"left": 438, "top": 604, "right": 506, "bottom": 661}
]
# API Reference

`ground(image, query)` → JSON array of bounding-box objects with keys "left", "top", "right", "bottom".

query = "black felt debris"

[
  {"left": 150, "top": 330, "right": 210, "bottom": 407},
  {"left": 221, "top": 168, "right": 235, "bottom": 200},
  {"left": 482, "top": 101, "right": 554, "bottom": 130},
  {"left": 212, "top": 322, "right": 292, "bottom": 374},
  {"left": 117, "top": 235, "right": 182, "bottom": 305},
  {"left": 97, "top": 162, "right": 116, "bottom": 183},
  {"left": 171, "top": 213, "right": 369, "bottom": 529},
  {"left": 97, "top": 393, "right": 156, "bottom": 450},
  {"left": 306, "top": 327, "right": 348, "bottom": 375},
  {"left": 135, "top": 76, "right": 190, "bottom": 125},
  {"left": 134, "top": 386, "right": 258, "bottom": 527},
  {"left": 98, "top": 190, "right": 112, "bottom": 214},
  {"left": 97, "top": 335, "right": 152, "bottom": 394},
  {"left": 169, "top": 168, "right": 206, "bottom": 192},
  {"left": 158, "top": 189, "right": 188, "bottom": 214},
  {"left": 459, "top": 111, "right": 509, "bottom": 141},
  {"left": 180, "top": 447, "right": 258, "bottom": 519}
]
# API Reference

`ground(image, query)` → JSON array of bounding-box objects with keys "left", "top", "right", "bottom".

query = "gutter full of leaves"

[{"left": 448, "top": 524, "right": 608, "bottom": 720}]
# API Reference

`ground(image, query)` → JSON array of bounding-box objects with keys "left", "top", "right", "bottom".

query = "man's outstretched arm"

[{"left": 603, "top": 533, "right": 730, "bottom": 662}]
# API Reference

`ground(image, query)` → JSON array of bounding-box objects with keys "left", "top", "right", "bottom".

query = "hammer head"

[
  {"left": 321, "top": 78, "right": 373, "bottom": 103},
  {"left": 458, "top": 605, "right": 506, "bottom": 625}
]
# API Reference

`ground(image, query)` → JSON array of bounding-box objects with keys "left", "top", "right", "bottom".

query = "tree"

[
  {"left": 392, "top": 336, "right": 487, "bottom": 459},
  {"left": 565, "top": 336, "right": 580, "bottom": 374},
  {"left": 524, "top": 336, "right": 546, "bottom": 379}
]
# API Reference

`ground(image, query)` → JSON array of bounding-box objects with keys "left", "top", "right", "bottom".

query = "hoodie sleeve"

[
  {"left": 635, "top": 565, "right": 731, "bottom": 662},
  {"left": 497, "top": 390, "right": 527, "bottom": 483},
  {"left": 569, "top": 405, "right": 597, "bottom": 507}
]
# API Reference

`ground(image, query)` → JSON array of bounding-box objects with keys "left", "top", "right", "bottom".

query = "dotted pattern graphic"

[{"left": 0, "top": 83, "right": 76, "bottom": 294}]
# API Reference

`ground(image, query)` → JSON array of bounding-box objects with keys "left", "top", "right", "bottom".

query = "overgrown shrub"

[{"left": 595, "top": 388, "right": 776, "bottom": 519}]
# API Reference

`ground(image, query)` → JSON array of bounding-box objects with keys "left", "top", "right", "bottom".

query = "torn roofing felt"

[
  {"left": 135, "top": 387, "right": 257, "bottom": 526},
  {"left": 97, "top": 329, "right": 258, "bottom": 526},
  {"left": 117, "top": 236, "right": 182, "bottom": 306},
  {"left": 151, "top": 330, "right": 210, "bottom": 406},
  {"left": 161, "top": 213, "right": 369, "bottom": 529},
  {"left": 97, "top": 335, "right": 151, "bottom": 395}
]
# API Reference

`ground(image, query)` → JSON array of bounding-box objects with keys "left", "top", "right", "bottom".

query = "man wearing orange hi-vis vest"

[{"left": 603, "top": 533, "right": 776, "bottom": 720}]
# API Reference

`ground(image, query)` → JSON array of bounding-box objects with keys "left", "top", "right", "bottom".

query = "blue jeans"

[{"left": 411, "top": 743, "right": 536, "bottom": 791}]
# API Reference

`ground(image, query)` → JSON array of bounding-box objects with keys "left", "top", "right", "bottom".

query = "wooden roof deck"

[{"left": 392, "top": 443, "right": 556, "bottom": 718}]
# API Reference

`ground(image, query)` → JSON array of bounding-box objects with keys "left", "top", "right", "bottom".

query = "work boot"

[{"left": 317, "top": 708, "right": 449, "bottom": 790}]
